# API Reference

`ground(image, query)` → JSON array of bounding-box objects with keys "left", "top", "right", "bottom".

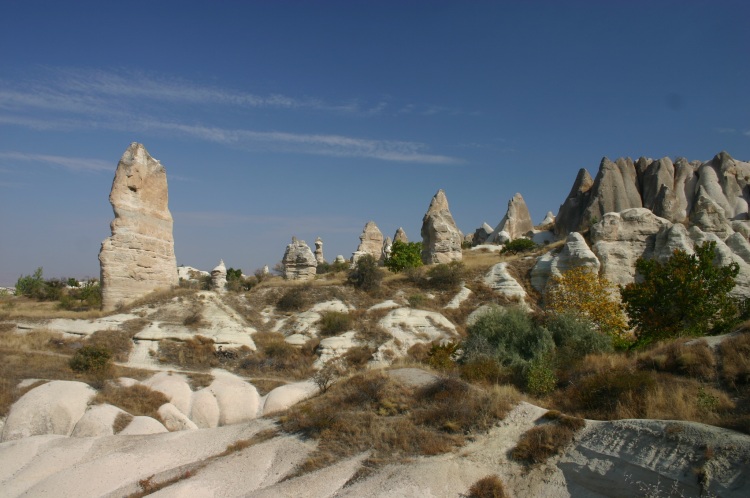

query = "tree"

[
  {"left": 347, "top": 254, "right": 383, "bottom": 292},
  {"left": 384, "top": 240, "right": 423, "bottom": 273},
  {"left": 620, "top": 241, "right": 740, "bottom": 345},
  {"left": 545, "top": 267, "right": 627, "bottom": 341}
]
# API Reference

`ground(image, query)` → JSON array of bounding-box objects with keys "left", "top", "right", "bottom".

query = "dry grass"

[
  {"left": 118, "top": 287, "right": 197, "bottom": 312},
  {"left": 279, "top": 371, "right": 519, "bottom": 477},
  {"left": 158, "top": 336, "right": 218, "bottom": 370},
  {"left": 0, "top": 295, "right": 105, "bottom": 320},
  {"left": 239, "top": 332, "right": 316, "bottom": 380},
  {"left": 113, "top": 412, "right": 134, "bottom": 434},
  {"left": 88, "top": 329, "right": 135, "bottom": 362},
  {"left": 468, "top": 475, "right": 508, "bottom": 498},
  {"left": 511, "top": 423, "right": 577, "bottom": 465},
  {"left": 637, "top": 339, "right": 716, "bottom": 380},
  {"left": 218, "top": 428, "right": 279, "bottom": 456},
  {"left": 0, "top": 328, "right": 65, "bottom": 352},
  {"left": 93, "top": 383, "right": 169, "bottom": 420},
  {"left": 719, "top": 332, "right": 750, "bottom": 389}
]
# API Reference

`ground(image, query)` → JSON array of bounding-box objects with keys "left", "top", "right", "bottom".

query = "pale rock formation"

[
  {"left": 472, "top": 223, "right": 494, "bottom": 246},
  {"left": 352, "top": 221, "right": 384, "bottom": 264},
  {"left": 99, "top": 143, "right": 178, "bottom": 310},
  {"left": 382, "top": 236, "right": 393, "bottom": 261},
  {"left": 158, "top": 403, "right": 199, "bottom": 431},
  {"left": 262, "top": 381, "right": 319, "bottom": 416},
  {"left": 375, "top": 308, "right": 459, "bottom": 364},
  {"left": 282, "top": 237, "right": 317, "bottom": 281},
  {"left": 394, "top": 227, "right": 409, "bottom": 243},
  {"left": 177, "top": 265, "right": 209, "bottom": 284},
  {"left": 539, "top": 211, "right": 556, "bottom": 227},
  {"left": 314, "top": 237, "right": 326, "bottom": 265},
  {"left": 143, "top": 372, "right": 193, "bottom": 416},
  {"left": 581, "top": 157, "right": 643, "bottom": 232},
  {"left": 531, "top": 232, "right": 601, "bottom": 292},
  {"left": 190, "top": 388, "right": 221, "bottom": 429},
  {"left": 555, "top": 168, "right": 595, "bottom": 236},
  {"left": 262, "top": 265, "right": 270, "bottom": 275},
  {"left": 444, "top": 286, "right": 473, "bottom": 310},
  {"left": 690, "top": 186, "right": 734, "bottom": 238},
  {"left": 70, "top": 404, "right": 128, "bottom": 438},
  {"left": 1, "top": 381, "right": 95, "bottom": 441},
  {"left": 334, "top": 255, "right": 346, "bottom": 264},
  {"left": 211, "top": 259, "right": 227, "bottom": 292},
  {"left": 488, "top": 193, "right": 534, "bottom": 243},
  {"left": 316, "top": 331, "right": 358, "bottom": 366},
  {"left": 590, "top": 208, "right": 670, "bottom": 286},
  {"left": 118, "top": 416, "right": 168, "bottom": 435},
  {"left": 484, "top": 263, "right": 527, "bottom": 302},
  {"left": 420, "top": 189, "right": 463, "bottom": 264},
  {"left": 207, "top": 372, "right": 261, "bottom": 426}
]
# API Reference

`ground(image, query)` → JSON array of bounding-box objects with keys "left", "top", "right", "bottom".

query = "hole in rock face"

[{"left": 128, "top": 186, "right": 138, "bottom": 193}]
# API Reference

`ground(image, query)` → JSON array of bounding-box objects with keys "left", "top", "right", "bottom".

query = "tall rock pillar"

[
  {"left": 99, "top": 143, "right": 178, "bottom": 310},
  {"left": 421, "top": 189, "right": 463, "bottom": 264}
]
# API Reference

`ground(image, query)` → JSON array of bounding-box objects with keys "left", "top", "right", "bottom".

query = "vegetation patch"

[
  {"left": 318, "top": 311, "right": 353, "bottom": 337},
  {"left": 158, "top": 336, "right": 218, "bottom": 370},
  {"left": 240, "top": 332, "right": 316, "bottom": 379},
  {"left": 468, "top": 475, "right": 508, "bottom": 498},
  {"left": 93, "top": 383, "right": 169, "bottom": 420},
  {"left": 113, "top": 412, "right": 134, "bottom": 434},
  {"left": 279, "top": 371, "right": 519, "bottom": 477},
  {"left": 637, "top": 339, "right": 716, "bottom": 380},
  {"left": 510, "top": 423, "right": 577, "bottom": 465}
]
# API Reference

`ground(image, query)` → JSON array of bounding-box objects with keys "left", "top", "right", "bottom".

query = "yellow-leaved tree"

[{"left": 545, "top": 267, "right": 629, "bottom": 343}]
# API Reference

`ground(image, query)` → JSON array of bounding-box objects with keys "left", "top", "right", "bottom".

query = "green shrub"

[
  {"left": 15, "top": 267, "right": 45, "bottom": 298},
  {"left": 348, "top": 255, "right": 383, "bottom": 292},
  {"left": 525, "top": 357, "right": 557, "bottom": 396},
  {"left": 318, "top": 311, "right": 353, "bottom": 337},
  {"left": 621, "top": 241, "right": 741, "bottom": 346},
  {"left": 424, "top": 261, "right": 465, "bottom": 291},
  {"left": 546, "top": 313, "right": 613, "bottom": 361},
  {"left": 464, "top": 307, "right": 554, "bottom": 371},
  {"left": 501, "top": 238, "right": 536, "bottom": 254},
  {"left": 277, "top": 284, "right": 310, "bottom": 311},
  {"left": 426, "top": 341, "right": 460, "bottom": 371},
  {"left": 385, "top": 240, "right": 423, "bottom": 273},
  {"left": 468, "top": 475, "right": 507, "bottom": 498},
  {"left": 69, "top": 346, "right": 112, "bottom": 373}
]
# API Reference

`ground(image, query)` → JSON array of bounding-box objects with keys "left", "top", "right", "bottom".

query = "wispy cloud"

[
  {"left": 0, "top": 67, "right": 465, "bottom": 164},
  {"left": 0, "top": 152, "right": 112, "bottom": 172}
]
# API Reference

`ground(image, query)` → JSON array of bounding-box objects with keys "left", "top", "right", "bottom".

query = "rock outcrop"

[
  {"left": 421, "top": 189, "right": 463, "bottom": 264},
  {"left": 282, "top": 237, "right": 317, "bottom": 280},
  {"left": 352, "top": 221, "right": 384, "bottom": 264},
  {"left": 488, "top": 193, "right": 534, "bottom": 243},
  {"left": 394, "top": 227, "right": 408, "bottom": 243},
  {"left": 556, "top": 151, "right": 750, "bottom": 236},
  {"left": 531, "top": 232, "right": 601, "bottom": 292},
  {"left": 382, "top": 237, "right": 392, "bottom": 261},
  {"left": 211, "top": 260, "right": 227, "bottom": 292},
  {"left": 314, "top": 237, "right": 326, "bottom": 265},
  {"left": 471, "top": 223, "right": 494, "bottom": 246},
  {"left": 484, "top": 263, "right": 527, "bottom": 302},
  {"left": 99, "top": 143, "right": 178, "bottom": 310}
]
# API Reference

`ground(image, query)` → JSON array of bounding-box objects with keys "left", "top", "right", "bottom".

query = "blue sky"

[{"left": 1, "top": 1, "right": 748, "bottom": 286}]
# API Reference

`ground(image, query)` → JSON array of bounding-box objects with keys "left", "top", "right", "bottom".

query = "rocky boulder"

[
  {"left": 99, "top": 143, "right": 178, "bottom": 311},
  {"left": 420, "top": 189, "right": 463, "bottom": 264},
  {"left": 282, "top": 237, "right": 317, "bottom": 281},
  {"left": 483, "top": 263, "right": 527, "bottom": 302},
  {"left": 531, "top": 232, "right": 601, "bottom": 292},
  {"left": 211, "top": 259, "right": 227, "bottom": 292},
  {"left": 471, "top": 222, "right": 494, "bottom": 246},
  {"left": 352, "top": 221, "right": 384, "bottom": 264},
  {"left": 488, "top": 193, "right": 534, "bottom": 243},
  {"left": 394, "top": 227, "right": 408, "bottom": 243},
  {"left": 1, "top": 381, "right": 96, "bottom": 442}
]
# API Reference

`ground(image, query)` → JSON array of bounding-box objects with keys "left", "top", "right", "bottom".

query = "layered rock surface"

[
  {"left": 352, "top": 221, "right": 384, "bottom": 264},
  {"left": 421, "top": 189, "right": 463, "bottom": 264},
  {"left": 488, "top": 192, "right": 534, "bottom": 243},
  {"left": 282, "top": 237, "right": 317, "bottom": 281},
  {"left": 99, "top": 143, "right": 178, "bottom": 311}
]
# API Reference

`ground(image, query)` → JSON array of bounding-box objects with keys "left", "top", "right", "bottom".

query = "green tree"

[
  {"left": 15, "top": 267, "right": 45, "bottom": 298},
  {"left": 620, "top": 241, "right": 741, "bottom": 346},
  {"left": 385, "top": 240, "right": 423, "bottom": 273},
  {"left": 347, "top": 254, "right": 383, "bottom": 292}
]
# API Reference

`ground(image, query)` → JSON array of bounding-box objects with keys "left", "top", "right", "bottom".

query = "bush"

[
  {"left": 719, "top": 332, "right": 750, "bottom": 388},
  {"left": 348, "top": 255, "right": 383, "bottom": 292},
  {"left": 464, "top": 307, "right": 554, "bottom": 372},
  {"left": 560, "top": 369, "right": 656, "bottom": 419},
  {"left": 621, "top": 242, "right": 741, "bottom": 346},
  {"left": 277, "top": 284, "right": 310, "bottom": 311},
  {"left": 15, "top": 267, "right": 45, "bottom": 298},
  {"left": 318, "top": 311, "right": 353, "bottom": 337},
  {"left": 501, "top": 238, "right": 537, "bottom": 254},
  {"left": 93, "top": 383, "right": 169, "bottom": 419},
  {"left": 385, "top": 240, "right": 423, "bottom": 273},
  {"left": 468, "top": 475, "right": 508, "bottom": 498},
  {"left": 546, "top": 313, "right": 613, "bottom": 361},
  {"left": 525, "top": 357, "right": 557, "bottom": 396},
  {"left": 545, "top": 267, "right": 627, "bottom": 341},
  {"left": 637, "top": 339, "right": 716, "bottom": 381},
  {"left": 510, "top": 423, "right": 577, "bottom": 465},
  {"left": 69, "top": 346, "right": 113, "bottom": 374},
  {"left": 424, "top": 261, "right": 465, "bottom": 291}
]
